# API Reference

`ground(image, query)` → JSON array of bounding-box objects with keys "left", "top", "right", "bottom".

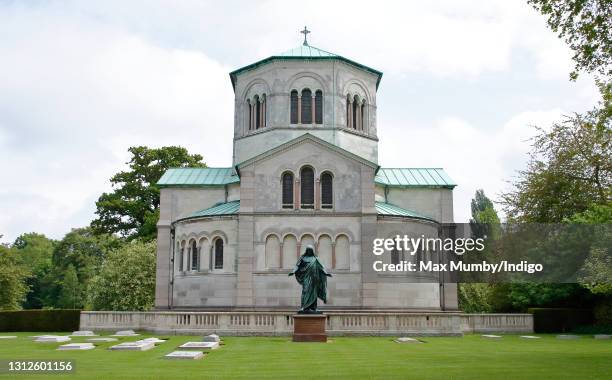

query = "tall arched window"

[
  {"left": 190, "top": 240, "right": 198, "bottom": 271},
  {"left": 352, "top": 95, "right": 359, "bottom": 130},
  {"left": 254, "top": 95, "right": 261, "bottom": 130},
  {"left": 315, "top": 90, "right": 323, "bottom": 124},
  {"left": 214, "top": 238, "right": 224, "bottom": 270},
  {"left": 301, "top": 89, "right": 312, "bottom": 124},
  {"left": 346, "top": 95, "right": 350, "bottom": 128},
  {"left": 282, "top": 172, "right": 294, "bottom": 209},
  {"left": 300, "top": 166, "right": 314, "bottom": 209},
  {"left": 321, "top": 172, "right": 333, "bottom": 209},
  {"left": 290, "top": 90, "right": 298, "bottom": 124}
]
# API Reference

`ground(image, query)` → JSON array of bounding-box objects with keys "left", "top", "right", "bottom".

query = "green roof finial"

[{"left": 300, "top": 26, "right": 310, "bottom": 46}]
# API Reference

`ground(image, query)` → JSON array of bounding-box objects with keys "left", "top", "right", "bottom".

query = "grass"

[{"left": 0, "top": 333, "right": 610, "bottom": 379}]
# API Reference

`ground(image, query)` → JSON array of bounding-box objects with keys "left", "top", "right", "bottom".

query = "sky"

[{"left": 0, "top": 0, "right": 600, "bottom": 243}]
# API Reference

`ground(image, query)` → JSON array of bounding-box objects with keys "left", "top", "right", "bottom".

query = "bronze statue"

[{"left": 289, "top": 245, "right": 332, "bottom": 314}]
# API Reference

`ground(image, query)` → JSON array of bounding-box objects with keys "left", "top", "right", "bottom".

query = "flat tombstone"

[
  {"left": 165, "top": 351, "right": 205, "bottom": 360},
  {"left": 136, "top": 338, "right": 166, "bottom": 344},
  {"left": 58, "top": 343, "right": 95, "bottom": 351},
  {"left": 557, "top": 334, "right": 580, "bottom": 340},
  {"left": 179, "top": 342, "right": 219, "bottom": 350},
  {"left": 111, "top": 330, "right": 140, "bottom": 337},
  {"left": 202, "top": 334, "right": 220, "bottom": 343},
  {"left": 481, "top": 335, "right": 502, "bottom": 339},
  {"left": 35, "top": 336, "right": 71, "bottom": 343},
  {"left": 71, "top": 331, "right": 97, "bottom": 337},
  {"left": 520, "top": 335, "right": 541, "bottom": 339},
  {"left": 109, "top": 342, "right": 155, "bottom": 351},
  {"left": 87, "top": 338, "right": 118, "bottom": 343},
  {"left": 0, "top": 336, "right": 17, "bottom": 339},
  {"left": 394, "top": 337, "right": 421, "bottom": 344},
  {"left": 594, "top": 334, "right": 610, "bottom": 340}
]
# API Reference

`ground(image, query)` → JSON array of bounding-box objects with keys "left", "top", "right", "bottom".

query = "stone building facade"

[{"left": 155, "top": 39, "right": 458, "bottom": 311}]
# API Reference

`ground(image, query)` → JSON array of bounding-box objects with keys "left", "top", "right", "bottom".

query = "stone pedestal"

[{"left": 292, "top": 314, "right": 327, "bottom": 342}]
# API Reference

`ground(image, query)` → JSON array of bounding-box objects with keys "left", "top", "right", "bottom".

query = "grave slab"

[
  {"left": 202, "top": 334, "right": 220, "bottom": 342},
  {"left": 35, "top": 335, "right": 71, "bottom": 343},
  {"left": 71, "top": 331, "right": 97, "bottom": 337},
  {"left": 87, "top": 337, "right": 118, "bottom": 343},
  {"left": 178, "top": 341, "right": 219, "bottom": 350},
  {"left": 481, "top": 335, "right": 502, "bottom": 339},
  {"left": 111, "top": 330, "right": 140, "bottom": 337},
  {"left": 109, "top": 342, "right": 154, "bottom": 351},
  {"left": 0, "top": 336, "right": 17, "bottom": 339},
  {"left": 557, "top": 334, "right": 580, "bottom": 340},
  {"left": 136, "top": 338, "right": 166, "bottom": 344},
  {"left": 165, "top": 351, "right": 205, "bottom": 360},
  {"left": 58, "top": 343, "right": 95, "bottom": 351},
  {"left": 594, "top": 334, "right": 610, "bottom": 340},
  {"left": 520, "top": 336, "right": 541, "bottom": 339},
  {"left": 394, "top": 337, "right": 421, "bottom": 343}
]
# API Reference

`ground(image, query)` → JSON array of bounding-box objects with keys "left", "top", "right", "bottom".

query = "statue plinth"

[{"left": 292, "top": 314, "right": 327, "bottom": 342}]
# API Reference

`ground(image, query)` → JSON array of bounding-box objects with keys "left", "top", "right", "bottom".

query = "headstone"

[
  {"left": 109, "top": 342, "right": 155, "bottom": 351},
  {"left": 34, "top": 335, "right": 71, "bottom": 343},
  {"left": 165, "top": 351, "right": 205, "bottom": 360},
  {"left": 135, "top": 337, "right": 166, "bottom": 344},
  {"left": 58, "top": 343, "right": 95, "bottom": 351},
  {"left": 394, "top": 337, "right": 421, "bottom": 343},
  {"left": 557, "top": 334, "right": 580, "bottom": 340},
  {"left": 71, "top": 331, "right": 97, "bottom": 337},
  {"left": 594, "top": 334, "right": 610, "bottom": 340},
  {"left": 202, "top": 334, "right": 220, "bottom": 342},
  {"left": 111, "top": 330, "right": 140, "bottom": 337},
  {"left": 178, "top": 341, "right": 219, "bottom": 350},
  {"left": 520, "top": 335, "right": 541, "bottom": 339},
  {"left": 0, "top": 336, "right": 17, "bottom": 339},
  {"left": 481, "top": 334, "right": 502, "bottom": 339},
  {"left": 87, "top": 337, "right": 118, "bottom": 343}
]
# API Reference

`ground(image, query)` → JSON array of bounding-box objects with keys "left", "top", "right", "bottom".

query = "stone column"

[
  {"left": 311, "top": 95, "right": 315, "bottom": 125},
  {"left": 279, "top": 242, "right": 284, "bottom": 269},
  {"left": 348, "top": 98, "right": 353, "bottom": 129},
  {"left": 295, "top": 178, "right": 300, "bottom": 210},
  {"left": 315, "top": 177, "right": 320, "bottom": 210},
  {"left": 262, "top": 99, "right": 266, "bottom": 128},
  {"left": 356, "top": 103, "right": 362, "bottom": 131},
  {"left": 331, "top": 242, "right": 336, "bottom": 269},
  {"left": 297, "top": 95, "right": 302, "bottom": 124}
]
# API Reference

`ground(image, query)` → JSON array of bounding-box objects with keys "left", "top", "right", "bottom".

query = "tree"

[
  {"left": 91, "top": 146, "right": 206, "bottom": 241},
  {"left": 56, "top": 265, "right": 82, "bottom": 309},
  {"left": 501, "top": 84, "right": 611, "bottom": 223},
  {"left": 0, "top": 246, "right": 30, "bottom": 310},
  {"left": 528, "top": 0, "right": 611, "bottom": 80},
  {"left": 87, "top": 241, "right": 156, "bottom": 311},
  {"left": 12, "top": 233, "right": 55, "bottom": 309}
]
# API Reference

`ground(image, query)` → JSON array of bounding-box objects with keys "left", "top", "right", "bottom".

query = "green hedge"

[
  {"left": 0, "top": 309, "right": 81, "bottom": 332},
  {"left": 528, "top": 308, "right": 593, "bottom": 333}
]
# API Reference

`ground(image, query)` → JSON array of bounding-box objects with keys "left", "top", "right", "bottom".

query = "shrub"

[
  {"left": 528, "top": 308, "right": 593, "bottom": 333},
  {"left": 0, "top": 309, "right": 80, "bottom": 332}
]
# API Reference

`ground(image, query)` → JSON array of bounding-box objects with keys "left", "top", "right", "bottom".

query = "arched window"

[
  {"left": 335, "top": 235, "right": 350, "bottom": 270},
  {"left": 300, "top": 166, "right": 314, "bottom": 209},
  {"left": 352, "top": 95, "right": 359, "bottom": 130},
  {"left": 190, "top": 240, "right": 198, "bottom": 271},
  {"left": 391, "top": 248, "right": 401, "bottom": 265},
  {"left": 321, "top": 172, "right": 333, "bottom": 209},
  {"left": 178, "top": 242, "right": 184, "bottom": 272},
  {"left": 315, "top": 90, "right": 323, "bottom": 124},
  {"left": 247, "top": 100, "right": 252, "bottom": 131},
  {"left": 301, "top": 89, "right": 312, "bottom": 124},
  {"left": 214, "top": 238, "right": 224, "bottom": 270},
  {"left": 290, "top": 90, "right": 299, "bottom": 124},
  {"left": 265, "top": 235, "right": 280, "bottom": 269},
  {"left": 282, "top": 172, "right": 294, "bottom": 209},
  {"left": 254, "top": 95, "right": 261, "bottom": 130}
]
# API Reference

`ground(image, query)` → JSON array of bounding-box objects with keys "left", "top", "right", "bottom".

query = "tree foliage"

[
  {"left": 501, "top": 84, "right": 611, "bottom": 222},
  {"left": 56, "top": 265, "right": 82, "bottom": 309},
  {"left": 11, "top": 233, "right": 55, "bottom": 309},
  {"left": 0, "top": 246, "right": 30, "bottom": 310},
  {"left": 91, "top": 146, "right": 205, "bottom": 241},
  {"left": 87, "top": 240, "right": 156, "bottom": 311},
  {"left": 528, "top": 0, "right": 612, "bottom": 80}
]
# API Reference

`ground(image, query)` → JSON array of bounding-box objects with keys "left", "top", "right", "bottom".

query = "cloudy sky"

[{"left": 0, "top": 0, "right": 599, "bottom": 243}]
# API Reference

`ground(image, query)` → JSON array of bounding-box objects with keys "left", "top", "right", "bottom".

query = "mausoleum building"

[{"left": 155, "top": 33, "right": 458, "bottom": 311}]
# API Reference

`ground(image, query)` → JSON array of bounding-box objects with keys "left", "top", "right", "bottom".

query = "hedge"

[
  {"left": 0, "top": 309, "right": 81, "bottom": 332},
  {"left": 528, "top": 308, "right": 593, "bottom": 333}
]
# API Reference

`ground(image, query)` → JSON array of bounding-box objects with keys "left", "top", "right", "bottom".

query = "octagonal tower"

[{"left": 230, "top": 34, "right": 382, "bottom": 165}]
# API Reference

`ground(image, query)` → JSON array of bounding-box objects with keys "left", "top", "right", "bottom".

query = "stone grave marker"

[
  {"left": 136, "top": 337, "right": 166, "bottom": 344},
  {"left": 481, "top": 334, "right": 502, "bottom": 339},
  {"left": 594, "top": 334, "right": 610, "bottom": 340},
  {"left": 165, "top": 351, "right": 205, "bottom": 360},
  {"left": 87, "top": 337, "right": 118, "bottom": 343},
  {"left": 111, "top": 330, "right": 140, "bottom": 337},
  {"left": 35, "top": 335, "right": 71, "bottom": 343},
  {"left": 178, "top": 341, "right": 219, "bottom": 350},
  {"left": 109, "top": 342, "right": 155, "bottom": 351},
  {"left": 202, "top": 334, "right": 220, "bottom": 342},
  {"left": 557, "top": 334, "right": 580, "bottom": 340},
  {"left": 71, "top": 331, "right": 97, "bottom": 337},
  {"left": 394, "top": 337, "right": 421, "bottom": 344},
  {"left": 519, "top": 335, "right": 541, "bottom": 339},
  {"left": 58, "top": 343, "right": 95, "bottom": 351}
]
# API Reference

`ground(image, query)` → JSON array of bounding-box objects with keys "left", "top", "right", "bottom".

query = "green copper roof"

[
  {"left": 375, "top": 202, "right": 437, "bottom": 222},
  {"left": 229, "top": 44, "right": 383, "bottom": 89},
  {"left": 157, "top": 168, "right": 239, "bottom": 187},
  {"left": 187, "top": 200, "right": 240, "bottom": 218},
  {"left": 375, "top": 168, "right": 456, "bottom": 188}
]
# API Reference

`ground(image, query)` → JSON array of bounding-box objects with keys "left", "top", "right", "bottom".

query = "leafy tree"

[
  {"left": 12, "top": 233, "right": 55, "bottom": 309},
  {"left": 87, "top": 241, "right": 156, "bottom": 311},
  {"left": 528, "top": 0, "right": 611, "bottom": 80},
  {"left": 91, "top": 146, "right": 206, "bottom": 241},
  {"left": 0, "top": 246, "right": 30, "bottom": 310},
  {"left": 501, "top": 84, "right": 611, "bottom": 223},
  {"left": 56, "top": 265, "right": 82, "bottom": 309}
]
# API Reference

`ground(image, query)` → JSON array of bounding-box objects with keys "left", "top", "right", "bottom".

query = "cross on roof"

[{"left": 300, "top": 26, "right": 310, "bottom": 46}]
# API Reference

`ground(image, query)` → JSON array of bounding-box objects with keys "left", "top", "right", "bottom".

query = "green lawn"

[{"left": 0, "top": 333, "right": 610, "bottom": 379}]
